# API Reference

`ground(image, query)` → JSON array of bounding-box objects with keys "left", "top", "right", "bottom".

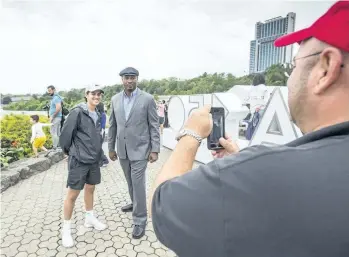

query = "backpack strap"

[{"left": 55, "top": 94, "right": 62, "bottom": 103}]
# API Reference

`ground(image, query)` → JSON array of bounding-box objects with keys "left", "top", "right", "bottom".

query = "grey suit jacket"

[{"left": 108, "top": 89, "right": 160, "bottom": 161}]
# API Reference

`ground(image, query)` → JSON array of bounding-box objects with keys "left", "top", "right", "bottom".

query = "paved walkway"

[{"left": 1, "top": 147, "right": 187, "bottom": 257}]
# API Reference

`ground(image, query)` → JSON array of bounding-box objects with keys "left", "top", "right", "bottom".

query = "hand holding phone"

[
  {"left": 207, "top": 107, "right": 225, "bottom": 150},
  {"left": 211, "top": 133, "right": 240, "bottom": 158}
]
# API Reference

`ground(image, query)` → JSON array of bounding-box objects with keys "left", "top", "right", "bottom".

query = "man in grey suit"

[{"left": 108, "top": 67, "right": 160, "bottom": 239}]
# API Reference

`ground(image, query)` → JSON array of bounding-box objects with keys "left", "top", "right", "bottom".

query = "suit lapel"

[
  {"left": 118, "top": 92, "right": 126, "bottom": 123},
  {"left": 126, "top": 89, "right": 142, "bottom": 124}
]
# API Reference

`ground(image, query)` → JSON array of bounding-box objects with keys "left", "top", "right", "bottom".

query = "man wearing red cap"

[{"left": 150, "top": 1, "right": 349, "bottom": 257}]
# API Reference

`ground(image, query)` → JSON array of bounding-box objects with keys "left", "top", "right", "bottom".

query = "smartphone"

[{"left": 207, "top": 107, "right": 225, "bottom": 150}]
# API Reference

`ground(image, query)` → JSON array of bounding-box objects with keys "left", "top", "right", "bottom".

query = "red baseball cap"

[{"left": 274, "top": 1, "right": 349, "bottom": 52}]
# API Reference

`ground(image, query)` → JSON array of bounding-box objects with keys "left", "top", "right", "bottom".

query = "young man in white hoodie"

[{"left": 246, "top": 73, "right": 270, "bottom": 116}]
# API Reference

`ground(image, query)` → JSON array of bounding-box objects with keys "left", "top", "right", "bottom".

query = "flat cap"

[{"left": 119, "top": 67, "right": 139, "bottom": 77}]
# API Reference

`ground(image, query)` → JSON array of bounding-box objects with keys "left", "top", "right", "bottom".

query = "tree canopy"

[{"left": 2, "top": 64, "right": 291, "bottom": 112}]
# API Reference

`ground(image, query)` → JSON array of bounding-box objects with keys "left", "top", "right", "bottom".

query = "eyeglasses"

[
  {"left": 291, "top": 51, "right": 345, "bottom": 68},
  {"left": 285, "top": 51, "right": 345, "bottom": 78}
]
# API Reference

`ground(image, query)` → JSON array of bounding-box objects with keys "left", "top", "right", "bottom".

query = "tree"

[
  {"left": 3, "top": 69, "right": 293, "bottom": 111},
  {"left": 265, "top": 64, "right": 293, "bottom": 86},
  {"left": 1, "top": 96, "right": 12, "bottom": 105}
]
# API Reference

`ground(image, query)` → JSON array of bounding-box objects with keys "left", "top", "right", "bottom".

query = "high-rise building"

[{"left": 249, "top": 12, "right": 296, "bottom": 74}]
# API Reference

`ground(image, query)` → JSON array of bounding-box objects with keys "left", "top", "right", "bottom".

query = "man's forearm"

[
  {"left": 60, "top": 129, "right": 72, "bottom": 154},
  {"left": 51, "top": 110, "right": 60, "bottom": 119},
  {"left": 149, "top": 122, "right": 160, "bottom": 152},
  {"left": 148, "top": 109, "right": 160, "bottom": 153},
  {"left": 150, "top": 130, "right": 160, "bottom": 153},
  {"left": 154, "top": 136, "right": 199, "bottom": 187},
  {"left": 108, "top": 106, "right": 117, "bottom": 152},
  {"left": 107, "top": 128, "right": 116, "bottom": 152}
]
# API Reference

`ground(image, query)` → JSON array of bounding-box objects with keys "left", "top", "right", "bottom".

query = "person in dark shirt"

[
  {"left": 164, "top": 100, "right": 169, "bottom": 128},
  {"left": 150, "top": 2, "right": 349, "bottom": 257},
  {"left": 96, "top": 102, "right": 109, "bottom": 167}
]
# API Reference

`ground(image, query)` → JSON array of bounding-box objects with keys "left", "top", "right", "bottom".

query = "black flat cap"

[{"left": 119, "top": 67, "right": 139, "bottom": 76}]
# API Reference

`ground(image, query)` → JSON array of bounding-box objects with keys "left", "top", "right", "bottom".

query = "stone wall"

[{"left": 1, "top": 151, "right": 65, "bottom": 193}]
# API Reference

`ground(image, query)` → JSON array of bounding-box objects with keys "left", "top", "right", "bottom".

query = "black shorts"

[{"left": 67, "top": 156, "right": 101, "bottom": 190}]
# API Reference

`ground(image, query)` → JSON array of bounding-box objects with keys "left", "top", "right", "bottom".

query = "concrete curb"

[{"left": 0, "top": 151, "right": 65, "bottom": 193}]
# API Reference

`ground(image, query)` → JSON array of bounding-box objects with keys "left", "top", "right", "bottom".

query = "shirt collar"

[
  {"left": 123, "top": 87, "right": 138, "bottom": 97},
  {"left": 286, "top": 121, "right": 349, "bottom": 147}
]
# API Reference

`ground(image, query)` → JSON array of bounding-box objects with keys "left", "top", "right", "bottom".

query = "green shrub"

[
  {"left": 0, "top": 114, "right": 53, "bottom": 167},
  {"left": 0, "top": 147, "right": 24, "bottom": 167}
]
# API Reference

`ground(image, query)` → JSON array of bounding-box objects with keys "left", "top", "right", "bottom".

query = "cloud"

[{"left": 0, "top": 0, "right": 336, "bottom": 94}]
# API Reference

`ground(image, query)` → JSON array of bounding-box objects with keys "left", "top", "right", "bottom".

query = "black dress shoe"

[
  {"left": 132, "top": 225, "right": 145, "bottom": 239},
  {"left": 121, "top": 204, "right": 133, "bottom": 212}
]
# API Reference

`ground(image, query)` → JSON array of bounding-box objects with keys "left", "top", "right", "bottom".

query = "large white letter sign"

[
  {"left": 212, "top": 93, "right": 250, "bottom": 141},
  {"left": 249, "top": 88, "right": 302, "bottom": 146},
  {"left": 162, "top": 87, "right": 305, "bottom": 164},
  {"left": 163, "top": 93, "right": 249, "bottom": 164}
]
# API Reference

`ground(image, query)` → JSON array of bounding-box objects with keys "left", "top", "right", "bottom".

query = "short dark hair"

[
  {"left": 47, "top": 85, "right": 55, "bottom": 90},
  {"left": 162, "top": 100, "right": 165, "bottom": 104},
  {"left": 30, "top": 115, "right": 39, "bottom": 122},
  {"left": 252, "top": 74, "right": 266, "bottom": 86}
]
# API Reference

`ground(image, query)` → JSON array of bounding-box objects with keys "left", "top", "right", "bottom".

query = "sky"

[{"left": 0, "top": 0, "right": 336, "bottom": 95}]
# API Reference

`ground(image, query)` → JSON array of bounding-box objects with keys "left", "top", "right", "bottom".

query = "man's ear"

[{"left": 314, "top": 47, "right": 343, "bottom": 94}]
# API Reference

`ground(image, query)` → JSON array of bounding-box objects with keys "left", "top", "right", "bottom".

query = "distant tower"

[{"left": 249, "top": 12, "right": 296, "bottom": 74}]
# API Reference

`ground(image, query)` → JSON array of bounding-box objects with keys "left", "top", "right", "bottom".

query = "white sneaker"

[
  {"left": 62, "top": 229, "right": 74, "bottom": 248},
  {"left": 84, "top": 215, "right": 107, "bottom": 231}
]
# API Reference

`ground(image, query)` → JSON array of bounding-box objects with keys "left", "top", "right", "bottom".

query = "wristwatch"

[{"left": 175, "top": 129, "right": 203, "bottom": 145}]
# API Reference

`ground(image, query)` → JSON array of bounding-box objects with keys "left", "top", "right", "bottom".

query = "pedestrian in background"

[
  {"left": 97, "top": 101, "right": 109, "bottom": 167},
  {"left": 29, "top": 115, "right": 52, "bottom": 158},
  {"left": 157, "top": 100, "right": 165, "bottom": 134},
  {"left": 47, "top": 85, "right": 62, "bottom": 150},
  {"left": 164, "top": 100, "right": 169, "bottom": 128}
]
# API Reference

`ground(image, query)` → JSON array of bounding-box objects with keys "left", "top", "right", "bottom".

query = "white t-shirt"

[
  {"left": 31, "top": 122, "right": 51, "bottom": 142},
  {"left": 246, "top": 84, "right": 269, "bottom": 113}
]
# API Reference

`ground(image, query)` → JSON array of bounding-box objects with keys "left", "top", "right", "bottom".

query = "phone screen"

[{"left": 208, "top": 107, "right": 225, "bottom": 150}]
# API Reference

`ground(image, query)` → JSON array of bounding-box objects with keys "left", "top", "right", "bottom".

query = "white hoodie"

[{"left": 246, "top": 84, "right": 270, "bottom": 113}]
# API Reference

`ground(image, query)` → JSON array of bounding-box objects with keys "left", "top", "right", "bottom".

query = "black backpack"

[{"left": 61, "top": 102, "right": 69, "bottom": 116}]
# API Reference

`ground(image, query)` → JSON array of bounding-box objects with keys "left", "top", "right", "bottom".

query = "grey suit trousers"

[{"left": 119, "top": 158, "right": 148, "bottom": 226}]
